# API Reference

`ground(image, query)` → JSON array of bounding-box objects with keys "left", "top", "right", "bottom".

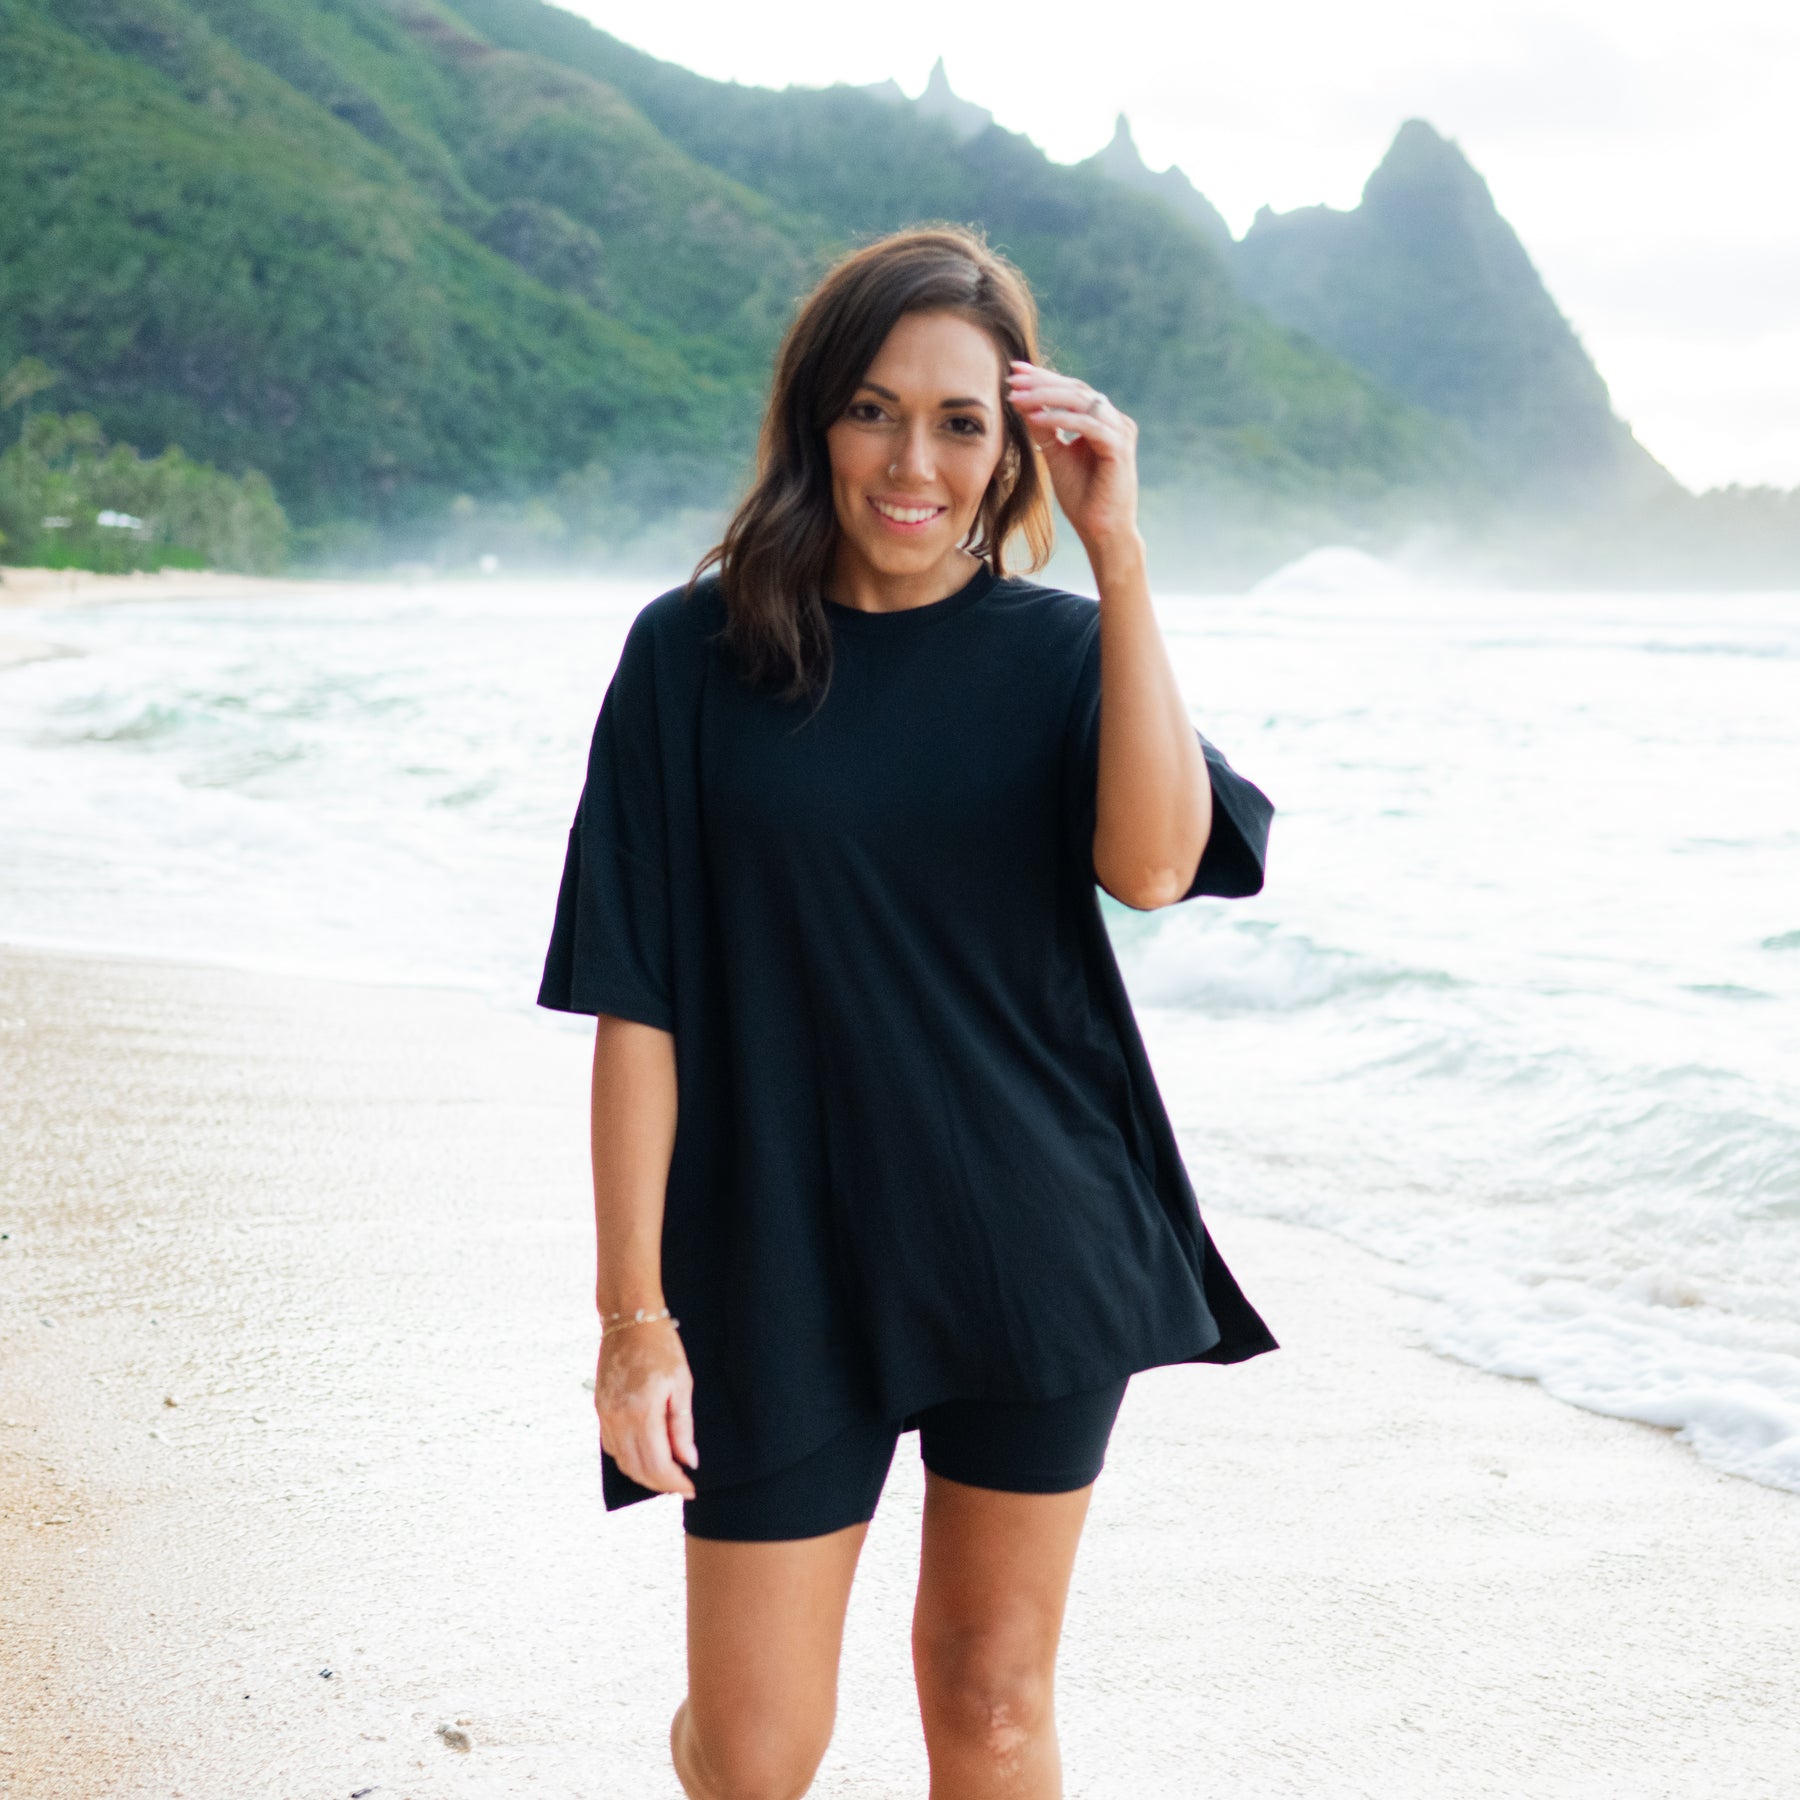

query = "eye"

[
  {"left": 845, "top": 401, "right": 888, "bottom": 424},
  {"left": 944, "top": 415, "right": 987, "bottom": 437}
]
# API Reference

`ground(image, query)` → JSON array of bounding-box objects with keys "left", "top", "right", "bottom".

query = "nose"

[{"left": 888, "top": 418, "right": 936, "bottom": 486}]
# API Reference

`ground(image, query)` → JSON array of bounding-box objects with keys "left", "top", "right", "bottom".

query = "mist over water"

[{"left": 3, "top": 560, "right": 1797, "bottom": 1492}]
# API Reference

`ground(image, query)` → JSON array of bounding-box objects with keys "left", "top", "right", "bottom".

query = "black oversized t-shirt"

[{"left": 540, "top": 564, "right": 1277, "bottom": 1509}]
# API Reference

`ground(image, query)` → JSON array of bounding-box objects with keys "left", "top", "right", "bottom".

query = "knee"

[
  {"left": 915, "top": 1623, "right": 1055, "bottom": 1761},
  {"left": 672, "top": 1695, "right": 832, "bottom": 1800}
]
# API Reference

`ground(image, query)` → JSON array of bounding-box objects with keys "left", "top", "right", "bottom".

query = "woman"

[{"left": 539, "top": 225, "right": 1275, "bottom": 1799}]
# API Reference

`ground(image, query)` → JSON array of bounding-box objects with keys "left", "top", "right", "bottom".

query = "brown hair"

[{"left": 692, "top": 225, "right": 1054, "bottom": 703}]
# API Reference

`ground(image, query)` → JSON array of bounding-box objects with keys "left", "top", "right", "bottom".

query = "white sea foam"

[
  {"left": 1416, "top": 1268, "right": 1800, "bottom": 1489},
  {"left": 3, "top": 567, "right": 1798, "bottom": 1494}
]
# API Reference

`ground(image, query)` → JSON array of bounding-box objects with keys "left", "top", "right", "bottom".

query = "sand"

[
  {"left": 0, "top": 566, "right": 341, "bottom": 672},
  {"left": 1, "top": 945, "right": 1795, "bottom": 1799},
  {"left": 0, "top": 567, "right": 320, "bottom": 608}
]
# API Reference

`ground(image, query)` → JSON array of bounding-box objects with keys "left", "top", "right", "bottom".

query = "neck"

[{"left": 829, "top": 544, "right": 982, "bottom": 615}]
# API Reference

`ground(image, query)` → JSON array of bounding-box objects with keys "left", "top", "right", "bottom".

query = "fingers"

[
  {"left": 1006, "top": 362, "right": 1130, "bottom": 419},
  {"left": 1006, "top": 364, "right": 1096, "bottom": 412},
  {"left": 594, "top": 1334, "right": 700, "bottom": 1498},
  {"left": 604, "top": 1381, "right": 697, "bottom": 1498},
  {"left": 1005, "top": 363, "right": 1135, "bottom": 457},
  {"left": 636, "top": 1421, "right": 697, "bottom": 1500},
  {"left": 1030, "top": 407, "right": 1129, "bottom": 455},
  {"left": 1024, "top": 407, "right": 1131, "bottom": 462}
]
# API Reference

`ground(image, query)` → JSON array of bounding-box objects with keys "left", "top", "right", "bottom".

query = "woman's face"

[{"left": 825, "top": 309, "right": 1009, "bottom": 591}]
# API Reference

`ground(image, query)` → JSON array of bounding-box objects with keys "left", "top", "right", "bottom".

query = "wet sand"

[{"left": 2, "top": 945, "right": 1795, "bottom": 1799}]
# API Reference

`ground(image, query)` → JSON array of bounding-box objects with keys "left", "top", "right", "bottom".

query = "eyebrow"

[{"left": 858, "top": 381, "right": 991, "bottom": 411}]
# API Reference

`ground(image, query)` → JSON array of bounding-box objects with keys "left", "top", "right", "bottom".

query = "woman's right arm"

[{"left": 590, "top": 1012, "right": 697, "bottom": 1496}]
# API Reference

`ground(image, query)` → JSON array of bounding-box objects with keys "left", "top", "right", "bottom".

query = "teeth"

[{"left": 873, "top": 499, "right": 941, "bottom": 524}]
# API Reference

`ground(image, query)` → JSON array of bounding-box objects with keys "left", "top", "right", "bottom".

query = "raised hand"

[{"left": 1005, "top": 360, "right": 1141, "bottom": 564}]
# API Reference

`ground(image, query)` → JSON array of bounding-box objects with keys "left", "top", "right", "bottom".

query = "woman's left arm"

[{"left": 1007, "top": 362, "right": 1209, "bottom": 909}]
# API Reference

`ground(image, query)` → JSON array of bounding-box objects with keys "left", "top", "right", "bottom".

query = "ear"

[{"left": 966, "top": 439, "right": 1016, "bottom": 552}]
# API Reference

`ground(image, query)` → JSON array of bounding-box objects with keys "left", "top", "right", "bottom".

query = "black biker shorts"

[{"left": 682, "top": 1379, "right": 1130, "bottom": 1542}]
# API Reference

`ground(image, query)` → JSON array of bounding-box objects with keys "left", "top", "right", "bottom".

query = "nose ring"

[{"left": 888, "top": 461, "right": 901, "bottom": 479}]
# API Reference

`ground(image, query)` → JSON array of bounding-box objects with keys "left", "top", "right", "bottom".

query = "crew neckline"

[{"left": 822, "top": 562, "right": 997, "bottom": 630}]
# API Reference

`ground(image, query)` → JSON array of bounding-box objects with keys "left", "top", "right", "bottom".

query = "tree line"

[{"left": 0, "top": 360, "right": 287, "bottom": 574}]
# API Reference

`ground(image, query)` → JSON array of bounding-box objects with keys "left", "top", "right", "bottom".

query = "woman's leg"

[
  {"left": 673, "top": 1414, "right": 899, "bottom": 1798},
  {"left": 675, "top": 1523, "right": 868, "bottom": 1800},
  {"left": 911, "top": 1474, "right": 1096, "bottom": 1799}
]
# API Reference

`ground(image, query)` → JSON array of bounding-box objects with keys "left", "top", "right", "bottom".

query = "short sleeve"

[
  {"left": 1063, "top": 622, "right": 1274, "bottom": 903},
  {"left": 537, "top": 609, "right": 676, "bottom": 1029},
  {"left": 1184, "top": 733, "right": 1273, "bottom": 898}
]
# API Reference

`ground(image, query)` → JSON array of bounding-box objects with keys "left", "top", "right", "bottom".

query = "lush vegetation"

[
  {"left": 0, "top": 0, "right": 737, "bottom": 531},
  {"left": 452, "top": 0, "right": 1470, "bottom": 499},
  {"left": 0, "top": 0, "right": 1484, "bottom": 571},
  {"left": 0, "top": 362, "right": 287, "bottom": 570},
  {"left": 1, "top": 0, "right": 1785, "bottom": 583}
]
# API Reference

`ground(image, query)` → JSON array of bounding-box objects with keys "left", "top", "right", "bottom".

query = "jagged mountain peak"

[
  {"left": 1097, "top": 113, "right": 1143, "bottom": 170},
  {"left": 1378, "top": 117, "right": 1471, "bottom": 170},
  {"left": 1083, "top": 112, "right": 1231, "bottom": 246},
  {"left": 1232, "top": 121, "right": 1674, "bottom": 504},
  {"left": 3, "top": 0, "right": 1501, "bottom": 556},
  {"left": 1364, "top": 118, "right": 1494, "bottom": 214},
  {"left": 915, "top": 57, "right": 992, "bottom": 142}
]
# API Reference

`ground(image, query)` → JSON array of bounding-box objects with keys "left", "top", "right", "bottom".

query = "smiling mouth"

[{"left": 869, "top": 497, "right": 946, "bottom": 526}]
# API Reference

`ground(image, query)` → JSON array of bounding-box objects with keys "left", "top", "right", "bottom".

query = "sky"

[{"left": 554, "top": 0, "right": 1800, "bottom": 492}]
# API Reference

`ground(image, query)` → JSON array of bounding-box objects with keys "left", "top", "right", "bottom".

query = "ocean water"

[{"left": 3, "top": 556, "right": 1797, "bottom": 1493}]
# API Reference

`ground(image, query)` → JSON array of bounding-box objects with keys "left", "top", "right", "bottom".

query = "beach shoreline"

[
  {"left": 2, "top": 943, "right": 1796, "bottom": 1798},
  {"left": 0, "top": 565, "right": 344, "bottom": 672},
  {"left": 0, "top": 564, "right": 331, "bottom": 609}
]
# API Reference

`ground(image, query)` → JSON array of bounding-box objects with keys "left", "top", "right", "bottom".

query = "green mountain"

[
  {"left": 0, "top": 0, "right": 1477, "bottom": 553},
  {"left": 0, "top": 0, "right": 813, "bottom": 528},
  {"left": 1232, "top": 120, "right": 1675, "bottom": 506},
  {"left": 451, "top": 6, "right": 1477, "bottom": 496},
  {"left": 909, "top": 57, "right": 995, "bottom": 144},
  {"left": 1082, "top": 115, "right": 1231, "bottom": 250}
]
